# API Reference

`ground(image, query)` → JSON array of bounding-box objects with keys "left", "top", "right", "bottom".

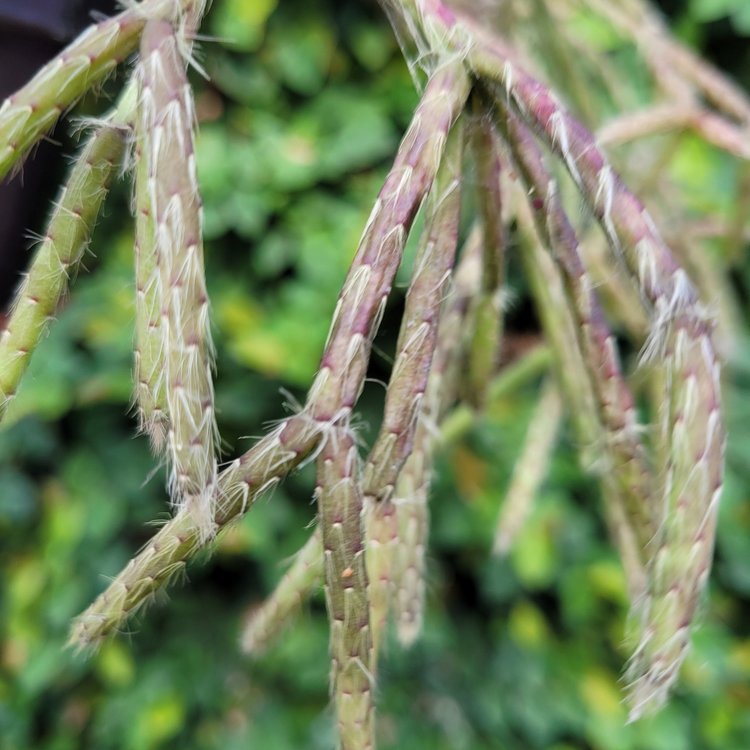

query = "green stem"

[
  {"left": 317, "top": 427, "right": 374, "bottom": 750},
  {"left": 140, "top": 17, "right": 219, "bottom": 538},
  {"left": 0, "top": 116, "right": 128, "bottom": 421},
  {"left": 241, "top": 528, "right": 324, "bottom": 655}
]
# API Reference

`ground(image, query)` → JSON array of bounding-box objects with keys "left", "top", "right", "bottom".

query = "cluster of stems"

[{"left": 0, "top": 0, "right": 740, "bottom": 745}]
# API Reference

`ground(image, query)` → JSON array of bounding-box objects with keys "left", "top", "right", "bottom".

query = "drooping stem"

[
  {"left": 0, "top": 106, "right": 130, "bottom": 421},
  {"left": 464, "top": 111, "right": 505, "bottom": 408},
  {"left": 317, "top": 426, "right": 374, "bottom": 750},
  {"left": 362, "top": 120, "right": 463, "bottom": 504},
  {"left": 241, "top": 528, "right": 324, "bottom": 656},
  {"left": 133, "top": 82, "right": 169, "bottom": 451},
  {"left": 298, "top": 59, "right": 470, "bottom": 428},
  {"left": 139, "top": 17, "right": 219, "bottom": 538},
  {"left": 70, "top": 415, "right": 322, "bottom": 649},
  {"left": 493, "top": 377, "right": 562, "bottom": 556},
  {"left": 392, "top": 228, "right": 482, "bottom": 645},
  {"left": 396, "top": 1, "right": 724, "bottom": 714},
  {"left": 496, "top": 102, "right": 655, "bottom": 552},
  {"left": 71, "top": 55, "right": 470, "bottom": 652},
  {"left": 582, "top": 0, "right": 750, "bottom": 125},
  {"left": 364, "top": 120, "right": 463, "bottom": 655},
  {"left": 0, "top": 1, "right": 164, "bottom": 180}
]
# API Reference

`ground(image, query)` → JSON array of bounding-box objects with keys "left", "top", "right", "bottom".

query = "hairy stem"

[
  {"left": 70, "top": 416, "right": 321, "bottom": 648},
  {"left": 493, "top": 377, "right": 562, "bottom": 555},
  {"left": 497, "top": 103, "right": 655, "bottom": 552},
  {"left": 241, "top": 527, "right": 324, "bottom": 655},
  {"left": 0, "top": 116, "right": 128, "bottom": 421},
  {"left": 0, "top": 1, "right": 167, "bottom": 180},
  {"left": 317, "top": 427, "right": 374, "bottom": 750},
  {"left": 465, "top": 112, "right": 505, "bottom": 408},
  {"left": 139, "top": 18, "right": 219, "bottom": 537},
  {"left": 71, "top": 60, "right": 470, "bottom": 649},
  {"left": 392, "top": 228, "right": 482, "bottom": 645},
  {"left": 299, "top": 60, "right": 470, "bottom": 428},
  {"left": 364, "top": 121, "right": 463, "bottom": 655}
]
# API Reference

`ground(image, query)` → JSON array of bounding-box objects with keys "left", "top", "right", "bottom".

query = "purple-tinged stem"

[
  {"left": 497, "top": 104, "right": 655, "bottom": 552},
  {"left": 364, "top": 121, "right": 463, "bottom": 656},
  {"left": 0, "top": 0, "right": 190, "bottom": 180},
  {"left": 297, "top": 60, "right": 469, "bottom": 429},
  {"left": 392, "top": 228, "right": 483, "bottom": 645},
  {"left": 403, "top": 0, "right": 727, "bottom": 712}
]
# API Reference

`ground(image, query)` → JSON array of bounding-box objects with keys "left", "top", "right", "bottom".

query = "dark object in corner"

[{"left": 0, "top": 0, "right": 116, "bottom": 310}]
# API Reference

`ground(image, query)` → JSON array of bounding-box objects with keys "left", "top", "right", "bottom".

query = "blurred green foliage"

[{"left": 2, "top": 1, "right": 750, "bottom": 748}]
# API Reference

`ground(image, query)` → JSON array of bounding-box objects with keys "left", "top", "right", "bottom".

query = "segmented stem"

[
  {"left": 0, "top": 120, "right": 127, "bottom": 421},
  {"left": 364, "top": 121, "right": 463, "bottom": 655},
  {"left": 0, "top": 3, "right": 156, "bottom": 180},
  {"left": 139, "top": 18, "right": 218, "bottom": 537},
  {"left": 493, "top": 378, "right": 562, "bottom": 556},
  {"left": 241, "top": 527, "right": 324, "bottom": 655},
  {"left": 363, "top": 121, "right": 463, "bottom": 503},
  {"left": 133, "top": 100, "right": 168, "bottom": 449},
  {"left": 516, "top": 200, "right": 647, "bottom": 599},
  {"left": 465, "top": 111, "right": 505, "bottom": 407},
  {"left": 235, "top": 231, "right": 484, "bottom": 658},
  {"left": 399, "top": 1, "right": 724, "bottom": 711},
  {"left": 515, "top": 202, "right": 599, "bottom": 460},
  {"left": 393, "top": 229, "right": 483, "bottom": 645},
  {"left": 583, "top": 0, "right": 750, "bottom": 125},
  {"left": 498, "top": 105, "right": 655, "bottom": 551},
  {"left": 70, "top": 414, "right": 321, "bottom": 648},
  {"left": 298, "top": 60, "right": 470, "bottom": 427},
  {"left": 317, "top": 427, "right": 374, "bottom": 750},
  {"left": 364, "top": 498, "right": 398, "bottom": 659},
  {"left": 72, "top": 52, "right": 470, "bottom": 656},
  {"left": 626, "top": 315, "right": 724, "bottom": 719}
]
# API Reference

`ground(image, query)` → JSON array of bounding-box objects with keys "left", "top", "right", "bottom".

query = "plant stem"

[
  {"left": 140, "top": 17, "right": 219, "bottom": 538},
  {"left": 241, "top": 528, "right": 324, "bottom": 655},
  {"left": 70, "top": 415, "right": 321, "bottom": 648},
  {"left": 317, "top": 427, "right": 374, "bottom": 750},
  {"left": 299, "top": 60, "right": 470, "bottom": 427},
  {"left": 364, "top": 119, "right": 463, "bottom": 655},
  {"left": 0, "top": 114, "right": 128, "bottom": 421},
  {"left": 493, "top": 377, "right": 562, "bottom": 555},
  {"left": 0, "top": 1, "right": 160, "bottom": 180},
  {"left": 465, "top": 111, "right": 505, "bottom": 408}
]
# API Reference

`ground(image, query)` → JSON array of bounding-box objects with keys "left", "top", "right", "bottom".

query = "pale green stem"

[
  {"left": 362, "top": 122, "right": 463, "bottom": 659},
  {"left": 0, "top": 0, "right": 171, "bottom": 180},
  {"left": 400, "top": 1, "right": 724, "bottom": 713},
  {"left": 0, "top": 114, "right": 128, "bottom": 422},
  {"left": 133, "top": 87, "right": 168, "bottom": 450},
  {"left": 241, "top": 528, "right": 324, "bottom": 655},
  {"left": 493, "top": 377, "right": 562, "bottom": 556},
  {"left": 317, "top": 427, "right": 374, "bottom": 750},
  {"left": 392, "top": 229, "right": 483, "bottom": 646},
  {"left": 464, "top": 111, "right": 505, "bottom": 408},
  {"left": 70, "top": 415, "right": 321, "bottom": 649},
  {"left": 140, "top": 18, "right": 219, "bottom": 539}
]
